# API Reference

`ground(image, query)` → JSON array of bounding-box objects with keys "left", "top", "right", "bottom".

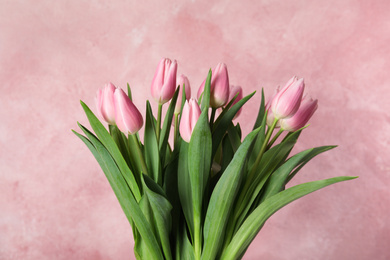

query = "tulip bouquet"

[{"left": 73, "top": 58, "right": 355, "bottom": 260}]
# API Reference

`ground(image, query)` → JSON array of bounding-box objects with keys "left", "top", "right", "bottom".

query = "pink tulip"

[
  {"left": 96, "top": 83, "right": 116, "bottom": 125},
  {"left": 151, "top": 58, "right": 178, "bottom": 104},
  {"left": 179, "top": 99, "right": 201, "bottom": 142},
  {"left": 197, "top": 63, "right": 230, "bottom": 108},
  {"left": 228, "top": 85, "right": 243, "bottom": 118},
  {"left": 280, "top": 96, "right": 318, "bottom": 132},
  {"left": 114, "top": 88, "right": 143, "bottom": 135},
  {"left": 271, "top": 76, "right": 305, "bottom": 119},
  {"left": 174, "top": 74, "right": 191, "bottom": 114}
]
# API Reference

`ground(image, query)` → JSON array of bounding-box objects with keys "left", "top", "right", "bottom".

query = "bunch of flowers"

[{"left": 73, "top": 58, "right": 355, "bottom": 260}]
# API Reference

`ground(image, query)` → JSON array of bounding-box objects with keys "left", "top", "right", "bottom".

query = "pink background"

[{"left": 1, "top": 1, "right": 389, "bottom": 259}]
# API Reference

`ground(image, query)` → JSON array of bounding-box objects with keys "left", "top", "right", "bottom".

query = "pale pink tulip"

[
  {"left": 280, "top": 97, "right": 318, "bottom": 132},
  {"left": 114, "top": 88, "right": 143, "bottom": 135},
  {"left": 151, "top": 58, "right": 178, "bottom": 104},
  {"left": 179, "top": 99, "right": 201, "bottom": 142},
  {"left": 229, "top": 85, "right": 243, "bottom": 118},
  {"left": 174, "top": 74, "right": 191, "bottom": 114},
  {"left": 96, "top": 83, "right": 116, "bottom": 125},
  {"left": 197, "top": 63, "right": 230, "bottom": 108},
  {"left": 271, "top": 76, "right": 305, "bottom": 119}
]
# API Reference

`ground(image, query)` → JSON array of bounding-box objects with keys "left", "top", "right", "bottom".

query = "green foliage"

[{"left": 74, "top": 79, "right": 356, "bottom": 260}]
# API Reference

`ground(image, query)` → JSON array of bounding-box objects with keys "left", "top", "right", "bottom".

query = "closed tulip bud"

[
  {"left": 197, "top": 63, "right": 230, "bottom": 108},
  {"left": 114, "top": 88, "right": 143, "bottom": 135},
  {"left": 280, "top": 97, "right": 318, "bottom": 132},
  {"left": 174, "top": 74, "right": 191, "bottom": 114},
  {"left": 96, "top": 82, "right": 116, "bottom": 125},
  {"left": 179, "top": 99, "right": 201, "bottom": 142},
  {"left": 229, "top": 85, "right": 243, "bottom": 118},
  {"left": 151, "top": 58, "right": 178, "bottom": 104},
  {"left": 271, "top": 76, "right": 305, "bottom": 119}
]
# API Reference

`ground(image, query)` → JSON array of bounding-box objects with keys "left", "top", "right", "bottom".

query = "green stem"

[
  {"left": 267, "top": 129, "right": 283, "bottom": 150},
  {"left": 130, "top": 134, "right": 149, "bottom": 177},
  {"left": 194, "top": 215, "right": 202, "bottom": 260},
  {"left": 210, "top": 107, "right": 216, "bottom": 130},
  {"left": 247, "top": 118, "right": 278, "bottom": 182},
  {"left": 174, "top": 113, "right": 179, "bottom": 148},
  {"left": 156, "top": 103, "right": 163, "bottom": 143}
]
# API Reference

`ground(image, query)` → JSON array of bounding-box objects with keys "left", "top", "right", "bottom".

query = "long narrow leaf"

[
  {"left": 80, "top": 101, "right": 141, "bottom": 201},
  {"left": 159, "top": 87, "right": 180, "bottom": 166},
  {"left": 143, "top": 175, "right": 173, "bottom": 260},
  {"left": 221, "top": 176, "right": 357, "bottom": 260},
  {"left": 73, "top": 129, "right": 163, "bottom": 260},
  {"left": 201, "top": 127, "right": 261, "bottom": 260},
  {"left": 144, "top": 101, "right": 161, "bottom": 184},
  {"left": 211, "top": 92, "right": 255, "bottom": 158}
]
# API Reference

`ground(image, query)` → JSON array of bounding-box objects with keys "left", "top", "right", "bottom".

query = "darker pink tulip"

[
  {"left": 280, "top": 96, "right": 318, "bottom": 132},
  {"left": 114, "top": 88, "right": 143, "bottom": 135},
  {"left": 151, "top": 58, "right": 178, "bottom": 104},
  {"left": 96, "top": 82, "right": 116, "bottom": 125},
  {"left": 174, "top": 74, "right": 191, "bottom": 114},
  {"left": 179, "top": 99, "right": 201, "bottom": 142},
  {"left": 197, "top": 63, "right": 230, "bottom": 108},
  {"left": 271, "top": 76, "right": 305, "bottom": 119}
]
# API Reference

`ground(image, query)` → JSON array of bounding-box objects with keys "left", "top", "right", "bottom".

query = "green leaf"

[
  {"left": 234, "top": 130, "right": 302, "bottom": 231},
  {"left": 201, "top": 127, "right": 261, "bottom": 260},
  {"left": 201, "top": 70, "right": 212, "bottom": 111},
  {"left": 177, "top": 140, "right": 194, "bottom": 240},
  {"left": 260, "top": 146, "right": 337, "bottom": 202},
  {"left": 221, "top": 176, "right": 357, "bottom": 260},
  {"left": 72, "top": 129, "right": 163, "bottom": 260},
  {"left": 127, "top": 83, "right": 133, "bottom": 100},
  {"left": 144, "top": 101, "right": 161, "bottom": 184},
  {"left": 159, "top": 87, "right": 179, "bottom": 167},
  {"left": 188, "top": 109, "right": 212, "bottom": 221},
  {"left": 142, "top": 174, "right": 173, "bottom": 260},
  {"left": 80, "top": 101, "right": 141, "bottom": 201},
  {"left": 252, "top": 88, "right": 266, "bottom": 130},
  {"left": 286, "top": 146, "right": 337, "bottom": 183},
  {"left": 211, "top": 92, "right": 255, "bottom": 158}
]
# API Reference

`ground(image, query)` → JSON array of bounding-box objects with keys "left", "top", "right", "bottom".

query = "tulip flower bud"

[
  {"left": 151, "top": 58, "right": 178, "bottom": 104},
  {"left": 271, "top": 76, "right": 305, "bottom": 119},
  {"left": 114, "top": 88, "right": 143, "bottom": 135},
  {"left": 197, "top": 63, "right": 230, "bottom": 108},
  {"left": 280, "top": 97, "right": 318, "bottom": 132},
  {"left": 174, "top": 74, "right": 191, "bottom": 114},
  {"left": 96, "top": 83, "right": 116, "bottom": 125},
  {"left": 179, "top": 99, "right": 201, "bottom": 142},
  {"left": 228, "top": 85, "right": 243, "bottom": 118}
]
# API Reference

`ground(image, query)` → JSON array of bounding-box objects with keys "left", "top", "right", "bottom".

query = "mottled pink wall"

[{"left": 1, "top": 0, "right": 389, "bottom": 259}]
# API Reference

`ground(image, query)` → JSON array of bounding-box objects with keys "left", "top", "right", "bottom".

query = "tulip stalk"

[{"left": 156, "top": 103, "right": 163, "bottom": 143}]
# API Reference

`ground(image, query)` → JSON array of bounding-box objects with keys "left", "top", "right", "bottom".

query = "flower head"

[
  {"left": 114, "top": 88, "right": 143, "bottom": 135},
  {"left": 179, "top": 99, "right": 201, "bottom": 142},
  {"left": 96, "top": 83, "right": 116, "bottom": 125},
  {"left": 280, "top": 96, "right": 318, "bottom": 132},
  {"left": 197, "top": 63, "right": 230, "bottom": 108},
  {"left": 271, "top": 76, "right": 305, "bottom": 119},
  {"left": 151, "top": 58, "right": 178, "bottom": 104}
]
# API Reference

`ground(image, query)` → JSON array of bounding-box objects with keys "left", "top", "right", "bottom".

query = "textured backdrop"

[{"left": 1, "top": 0, "right": 389, "bottom": 259}]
